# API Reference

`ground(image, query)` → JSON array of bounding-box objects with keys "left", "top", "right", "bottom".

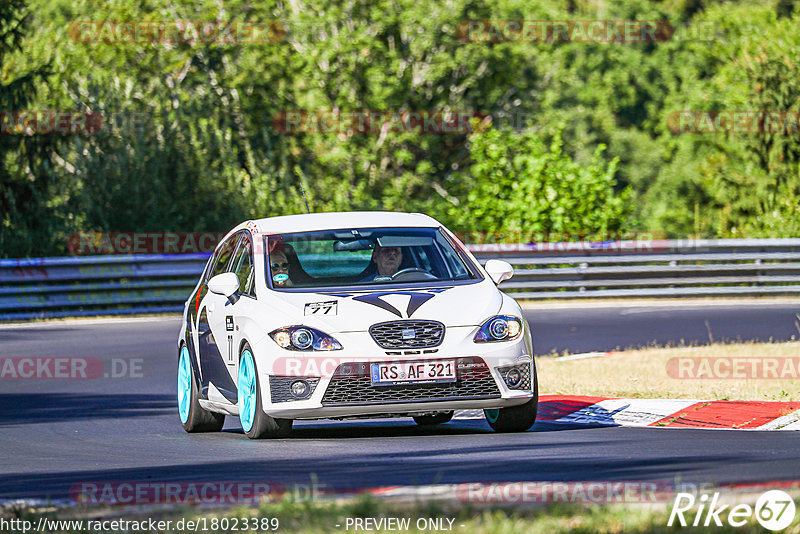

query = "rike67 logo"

[{"left": 668, "top": 490, "right": 796, "bottom": 531}]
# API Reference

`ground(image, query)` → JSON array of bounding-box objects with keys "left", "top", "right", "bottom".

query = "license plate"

[{"left": 370, "top": 360, "right": 457, "bottom": 386}]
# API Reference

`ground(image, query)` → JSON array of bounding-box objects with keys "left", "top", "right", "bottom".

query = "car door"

[
  {"left": 196, "top": 233, "right": 239, "bottom": 403},
  {"left": 223, "top": 232, "right": 258, "bottom": 391}
]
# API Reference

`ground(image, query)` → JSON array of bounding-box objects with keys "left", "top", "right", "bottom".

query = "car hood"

[{"left": 264, "top": 280, "right": 502, "bottom": 332}]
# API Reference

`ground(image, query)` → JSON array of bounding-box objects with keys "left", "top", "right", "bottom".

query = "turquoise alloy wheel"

[
  {"left": 177, "top": 346, "right": 192, "bottom": 424},
  {"left": 484, "top": 408, "right": 499, "bottom": 423},
  {"left": 238, "top": 349, "right": 257, "bottom": 433}
]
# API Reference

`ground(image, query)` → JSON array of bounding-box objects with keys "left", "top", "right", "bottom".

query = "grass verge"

[{"left": 538, "top": 341, "right": 800, "bottom": 401}]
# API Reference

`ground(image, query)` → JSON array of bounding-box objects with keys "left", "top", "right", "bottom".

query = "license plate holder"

[{"left": 370, "top": 360, "right": 457, "bottom": 386}]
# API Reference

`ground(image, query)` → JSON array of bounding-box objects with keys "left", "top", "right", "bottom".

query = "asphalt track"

[{"left": 1, "top": 300, "right": 799, "bottom": 504}]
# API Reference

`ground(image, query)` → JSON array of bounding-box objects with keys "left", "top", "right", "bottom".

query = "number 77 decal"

[{"left": 304, "top": 301, "right": 338, "bottom": 316}]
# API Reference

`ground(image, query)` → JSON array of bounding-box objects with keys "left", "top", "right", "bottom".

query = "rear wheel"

[
  {"left": 177, "top": 345, "right": 225, "bottom": 432},
  {"left": 413, "top": 411, "right": 454, "bottom": 426},
  {"left": 484, "top": 368, "right": 538, "bottom": 433},
  {"left": 238, "top": 344, "right": 293, "bottom": 439}
]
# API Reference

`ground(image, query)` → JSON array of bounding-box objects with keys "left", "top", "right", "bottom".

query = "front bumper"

[{"left": 252, "top": 325, "right": 535, "bottom": 420}]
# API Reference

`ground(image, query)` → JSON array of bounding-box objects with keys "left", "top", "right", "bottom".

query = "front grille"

[
  {"left": 269, "top": 376, "right": 320, "bottom": 403},
  {"left": 369, "top": 320, "right": 444, "bottom": 349},
  {"left": 496, "top": 362, "right": 532, "bottom": 390},
  {"left": 321, "top": 357, "right": 500, "bottom": 406}
]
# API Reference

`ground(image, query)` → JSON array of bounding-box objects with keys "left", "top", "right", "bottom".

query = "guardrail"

[
  {"left": 1, "top": 239, "right": 799, "bottom": 320},
  {"left": 0, "top": 254, "right": 210, "bottom": 320},
  {"left": 472, "top": 238, "right": 800, "bottom": 299}
]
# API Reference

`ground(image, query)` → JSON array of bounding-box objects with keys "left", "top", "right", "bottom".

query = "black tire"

[
  {"left": 484, "top": 366, "right": 538, "bottom": 433},
  {"left": 178, "top": 345, "right": 225, "bottom": 433},
  {"left": 413, "top": 411, "right": 454, "bottom": 426},
  {"left": 239, "top": 343, "right": 293, "bottom": 439}
]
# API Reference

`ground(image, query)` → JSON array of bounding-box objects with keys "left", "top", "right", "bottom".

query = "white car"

[{"left": 177, "top": 212, "right": 537, "bottom": 438}]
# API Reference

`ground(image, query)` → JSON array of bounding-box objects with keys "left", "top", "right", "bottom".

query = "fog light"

[
  {"left": 290, "top": 380, "right": 310, "bottom": 399},
  {"left": 505, "top": 368, "right": 522, "bottom": 388}
]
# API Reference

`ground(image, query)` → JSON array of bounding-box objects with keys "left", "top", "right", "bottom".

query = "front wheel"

[
  {"left": 237, "top": 343, "right": 293, "bottom": 439},
  {"left": 177, "top": 345, "right": 225, "bottom": 432},
  {"left": 484, "top": 368, "right": 538, "bottom": 433}
]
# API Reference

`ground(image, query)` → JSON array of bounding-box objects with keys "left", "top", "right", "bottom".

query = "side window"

[
  {"left": 207, "top": 234, "right": 238, "bottom": 281},
  {"left": 437, "top": 230, "right": 475, "bottom": 279},
  {"left": 230, "top": 234, "right": 254, "bottom": 296},
  {"left": 437, "top": 242, "right": 468, "bottom": 279}
]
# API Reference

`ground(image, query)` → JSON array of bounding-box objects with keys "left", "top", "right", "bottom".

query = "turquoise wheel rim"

[
  {"left": 177, "top": 346, "right": 192, "bottom": 424},
  {"left": 485, "top": 409, "right": 500, "bottom": 423},
  {"left": 238, "top": 349, "right": 257, "bottom": 433}
]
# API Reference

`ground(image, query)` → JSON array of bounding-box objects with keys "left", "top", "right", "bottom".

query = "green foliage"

[
  {"left": 0, "top": 0, "right": 60, "bottom": 257},
  {"left": 3, "top": 0, "right": 800, "bottom": 257},
  {"left": 448, "top": 124, "right": 629, "bottom": 238},
  {"left": 648, "top": 3, "right": 800, "bottom": 237}
]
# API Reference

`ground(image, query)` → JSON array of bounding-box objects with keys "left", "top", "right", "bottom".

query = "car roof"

[{"left": 231, "top": 211, "right": 441, "bottom": 237}]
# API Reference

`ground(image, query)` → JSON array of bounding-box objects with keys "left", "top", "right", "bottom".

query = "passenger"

[{"left": 270, "top": 249, "right": 293, "bottom": 287}]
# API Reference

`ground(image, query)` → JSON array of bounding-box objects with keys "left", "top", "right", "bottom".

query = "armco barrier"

[
  {"left": 471, "top": 238, "right": 800, "bottom": 299},
  {"left": 0, "top": 254, "right": 211, "bottom": 320},
  {"left": 1, "top": 239, "right": 799, "bottom": 320}
]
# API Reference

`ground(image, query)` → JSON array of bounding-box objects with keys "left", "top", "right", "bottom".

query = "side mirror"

[
  {"left": 484, "top": 259, "right": 514, "bottom": 285},
  {"left": 207, "top": 272, "right": 240, "bottom": 299}
]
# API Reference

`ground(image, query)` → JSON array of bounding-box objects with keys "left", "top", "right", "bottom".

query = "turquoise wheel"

[
  {"left": 238, "top": 349, "right": 257, "bottom": 433},
  {"left": 237, "top": 342, "right": 293, "bottom": 439},
  {"left": 484, "top": 409, "right": 500, "bottom": 424},
  {"left": 177, "top": 344, "right": 225, "bottom": 432},
  {"left": 484, "top": 368, "right": 539, "bottom": 433},
  {"left": 178, "top": 346, "right": 192, "bottom": 424}
]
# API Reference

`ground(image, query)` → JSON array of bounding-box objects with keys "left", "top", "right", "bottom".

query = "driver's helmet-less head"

[{"left": 372, "top": 245, "right": 403, "bottom": 276}]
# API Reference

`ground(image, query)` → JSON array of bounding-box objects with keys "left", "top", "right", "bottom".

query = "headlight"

[
  {"left": 269, "top": 326, "right": 343, "bottom": 351},
  {"left": 474, "top": 315, "right": 523, "bottom": 342},
  {"left": 291, "top": 328, "right": 313, "bottom": 350}
]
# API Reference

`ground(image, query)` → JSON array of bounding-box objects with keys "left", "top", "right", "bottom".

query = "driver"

[{"left": 362, "top": 245, "right": 403, "bottom": 281}]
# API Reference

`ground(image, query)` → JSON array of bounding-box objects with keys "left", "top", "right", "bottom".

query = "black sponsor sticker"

[{"left": 304, "top": 300, "right": 338, "bottom": 316}]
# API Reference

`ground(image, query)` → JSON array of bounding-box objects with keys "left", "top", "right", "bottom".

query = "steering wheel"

[{"left": 390, "top": 268, "right": 438, "bottom": 281}]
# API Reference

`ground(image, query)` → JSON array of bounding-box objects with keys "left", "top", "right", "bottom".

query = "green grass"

[{"left": 538, "top": 341, "right": 800, "bottom": 401}]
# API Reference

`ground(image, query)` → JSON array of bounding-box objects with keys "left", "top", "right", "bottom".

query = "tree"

[
  {"left": 0, "top": 0, "right": 56, "bottom": 257},
  {"left": 449, "top": 123, "right": 630, "bottom": 240}
]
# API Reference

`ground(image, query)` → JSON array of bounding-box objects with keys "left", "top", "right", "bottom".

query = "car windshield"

[{"left": 265, "top": 227, "right": 479, "bottom": 289}]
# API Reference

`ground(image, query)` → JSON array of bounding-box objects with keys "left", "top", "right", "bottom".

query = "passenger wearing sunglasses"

[{"left": 270, "top": 250, "right": 293, "bottom": 287}]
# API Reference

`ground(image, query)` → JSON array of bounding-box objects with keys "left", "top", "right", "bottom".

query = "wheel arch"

[{"left": 238, "top": 338, "right": 252, "bottom": 361}]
